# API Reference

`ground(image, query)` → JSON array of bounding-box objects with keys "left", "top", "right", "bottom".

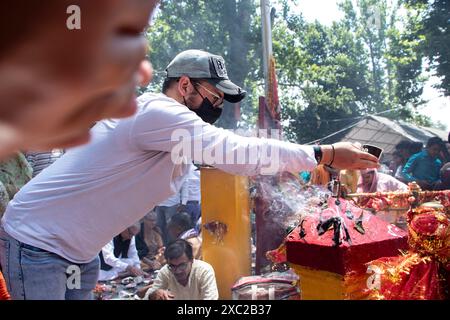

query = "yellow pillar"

[{"left": 201, "top": 167, "right": 251, "bottom": 299}]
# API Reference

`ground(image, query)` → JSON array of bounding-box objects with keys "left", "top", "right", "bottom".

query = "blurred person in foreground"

[{"left": 0, "top": 0, "right": 158, "bottom": 159}]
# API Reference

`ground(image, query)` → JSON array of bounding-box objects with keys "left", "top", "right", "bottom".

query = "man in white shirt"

[
  {"left": 99, "top": 223, "right": 146, "bottom": 281},
  {"left": 0, "top": 49, "right": 379, "bottom": 300},
  {"left": 144, "top": 239, "right": 218, "bottom": 300}
]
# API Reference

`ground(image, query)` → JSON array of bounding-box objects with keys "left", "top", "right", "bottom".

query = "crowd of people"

[
  {"left": 303, "top": 136, "right": 450, "bottom": 195},
  {"left": 2, "top": 1, "right": 441, "bottom": 301},
  {"left": 389, "top": 137, "right": 450, "bottom": 191}
]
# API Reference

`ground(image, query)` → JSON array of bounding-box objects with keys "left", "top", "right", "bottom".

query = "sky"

[{"left": 294, "top": 0, "right": 450, "bottom": 131}]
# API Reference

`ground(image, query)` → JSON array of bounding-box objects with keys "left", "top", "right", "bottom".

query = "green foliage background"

[{"left": 142, "top": 0, "right": 449, "bottom": 143}]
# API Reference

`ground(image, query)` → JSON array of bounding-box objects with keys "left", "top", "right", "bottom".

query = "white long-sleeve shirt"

[
  {"left": 98, "top": 237, "right": 140, "bottom": 281},
  {"left": 144, "top": 259, "right": 218, "bottom": 300},
  {"left": 2, "top": 93, "right": 317, "bottom": 263}
]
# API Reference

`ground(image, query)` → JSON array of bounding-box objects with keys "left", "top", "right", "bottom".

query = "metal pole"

[{"left": 260, "top": 0, "right": 273, "bottom": 98}]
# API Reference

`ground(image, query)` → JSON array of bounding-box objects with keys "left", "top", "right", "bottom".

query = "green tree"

[
  {"left": 273, "top": 17, "right": 372, "bottom": 143},
  {"left": 406, "top": 0, "right": 450, "bottom": 96},
  {"left": 273, "top": 0, "right": 429, "bottom": 143},
  {"left": 339, "top": 0, "right": 426, "bottom": 111},
  {"left": 141, "top": 0, "right": 436, "bottom": 143}
]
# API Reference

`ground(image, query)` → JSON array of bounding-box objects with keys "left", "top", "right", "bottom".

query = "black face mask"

[{"left": 184, "top": 96, "right": 222, "bottom": 124}]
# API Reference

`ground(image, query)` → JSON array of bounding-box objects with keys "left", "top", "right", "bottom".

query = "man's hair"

[
  {"left": 164, "top": 239, "right": 193, "bottom": 261},
  {"left": 410, "top": 142, "right": 423, "bottom": 155},
  {"left": 395, "top": 140, "right": 411, "bottom": 151},
  {"left": 392, "top": 151, "right": 404, "bottom": 160},
  {"left": 162, "top": 77, "right": 180, "bottom": 94},
  {"left": 426, "top": 137, "right": 443, "bottom": 149},
  {"left": 168, "top": 212, "right": 193, "bottom": 232}
]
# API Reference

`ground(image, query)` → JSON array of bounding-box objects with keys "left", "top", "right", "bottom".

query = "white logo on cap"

[{"left": 212, "top": 57, "right": 228, "bottom": 78}]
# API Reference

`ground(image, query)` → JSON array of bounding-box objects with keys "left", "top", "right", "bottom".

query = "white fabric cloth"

[
  {"left": 2, "top": 93, "right": 316, "bottom": 263},
  {"left": 144, "top": 259, "right": 218, "bottom": 300},
  {"left": 98, "top": 237, "right": 140, "bottom": 281}
]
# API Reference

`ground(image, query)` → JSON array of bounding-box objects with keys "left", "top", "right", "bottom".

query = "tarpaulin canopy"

[{"left": 321, "top": 115, "right": 448, "bottom": 162}]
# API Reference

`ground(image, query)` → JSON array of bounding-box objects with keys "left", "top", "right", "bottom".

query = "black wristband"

[{"left": 313, "top": 145, "right": 323, "bottom": 164}]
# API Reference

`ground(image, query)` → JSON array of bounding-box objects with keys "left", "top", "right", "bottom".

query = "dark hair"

[
  {"left": 168, "top": 212, "right": 193, "bottom": 232},
  {"left": 392, "top": 151, "right": 404, "bottom": 160},
  {"left": 164, "top": 239, "right": 193, "bottom": 261},
  {"left": 426, "top": 137, "right": 443, "bottom": 149},
  {"left": 395, "top": 140, "right": 411, "bottom": 151},
  {"left": 162, "top": 77, "right": 180, "bottom": 93},
  {"left": 410, "top": 142, "right": 423, "bottom": 155}
]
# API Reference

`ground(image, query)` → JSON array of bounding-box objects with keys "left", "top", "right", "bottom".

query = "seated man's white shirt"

[
  {"left": 145, "top": 259, "right": 218, "bottom": 300},
  {"left": 98, "top": 237, "right": 141, "bottom": 281},
  {"left": 2, "top": 93, "right": 316, "bottom": 264}
]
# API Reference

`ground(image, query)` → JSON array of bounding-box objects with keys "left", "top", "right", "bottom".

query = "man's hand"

[
  {"left": 126, "top": 265, "right": 146, "bottom": 277},
  {"left": 142, "top": 257, "right": 162, "bottom": 270},
  {"left": 137, "top": 284, "right": 153, "bottom": 299},
  {"left": 149, "top": 289, "right": 174, "bottom": 300},
  {"left": 177, "top": 204, "right": 187, "bottom": 213},
  {"left": 320, "top": 142, "right": 380, "bottom": 170}
]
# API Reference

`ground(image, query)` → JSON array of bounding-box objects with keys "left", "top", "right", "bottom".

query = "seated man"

[
  {"left": 143, "top": 239, "right": 218, "bottom": 300},
  {"left": 167, "top": 212, "right": 202, "bottom": 260},
  {"left": 99, "top": 223, "right": 146, "bottom": 281}
]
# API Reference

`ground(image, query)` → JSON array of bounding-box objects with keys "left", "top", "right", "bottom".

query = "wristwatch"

[{"left": 313, "top": 145, "right": 322, "bottom": 164}]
